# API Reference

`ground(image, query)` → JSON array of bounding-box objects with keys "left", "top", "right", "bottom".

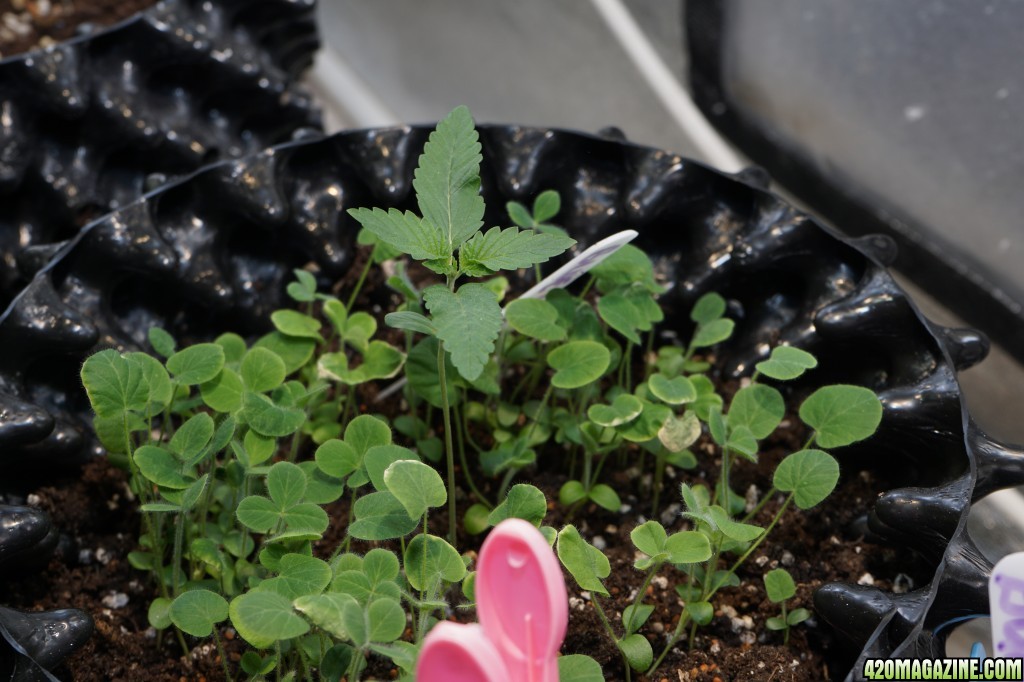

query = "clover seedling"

[{"left": 763, "top": 568, "right": 809, "bottom": 644}]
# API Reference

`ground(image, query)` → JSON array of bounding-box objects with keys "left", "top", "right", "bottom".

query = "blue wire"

[{"left": 932, "top": 614, "right": 990, "bottom": 637}]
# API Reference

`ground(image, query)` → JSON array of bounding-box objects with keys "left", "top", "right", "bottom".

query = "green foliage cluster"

[{"left": 80, "top": 106, "right": 883, "bottom": 681}]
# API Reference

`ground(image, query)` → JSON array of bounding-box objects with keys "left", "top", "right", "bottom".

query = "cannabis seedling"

[{"left": 348, "top": 105, "right": 575, "bottom": 542}]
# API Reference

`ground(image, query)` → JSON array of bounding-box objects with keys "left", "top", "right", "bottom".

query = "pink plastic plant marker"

[
  {"left": 417, "top": 519, "right": 568, "bottom": 682},
  {"left": 476, "top": 518, "right": 568, "bottom": 682},
  {"left": 417, "top": 622, "right": 511, "bottom": 682}
]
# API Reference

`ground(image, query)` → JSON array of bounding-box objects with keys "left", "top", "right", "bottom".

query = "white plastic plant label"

[
  {"left": 990, "top": 551, "right": 1024, "bottom": 656},
  {"left": 518, "top": 229, "right": 638, "bottom": 300}
]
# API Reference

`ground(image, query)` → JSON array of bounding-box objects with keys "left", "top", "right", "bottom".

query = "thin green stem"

[
  {"left": 438, "top": 337, "right": 458, "bottom": 545},
  {"left": 171, "top": 512, "right": 185, "bottom": 596},
  {"left": 741, "top": 486, "right": 778, "bottom": 524},
  {"left": 213, "top": 628, "right": 233, "bottom": 682},
  {"left": 803, "top": 432, "right": 817, "bottom": 450},
  {"left": 727, "top": 494, "right": 794, "bottom": 578},
  {"left": 346, "top": 256, "right": 374, "bottom": 309},
  {"left": 782, "top": 602, "right": 790, "bottom": 645},
  {"left": 454, "top": 402, "right": 492, "bottom": 508},
  {"left": 651, "top": 451, "right": 665, "bottom": 515},
  {"left": 647, "top": 609, "right": 691, "bottom": 675}
]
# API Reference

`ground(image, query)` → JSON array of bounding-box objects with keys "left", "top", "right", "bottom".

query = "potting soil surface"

[{"left": 0, "top": 0, "right": 158, "bottom": 58}]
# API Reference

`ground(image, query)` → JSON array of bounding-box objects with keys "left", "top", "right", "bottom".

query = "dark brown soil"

[
  {"left": 0, "top": 0, "right": 158, "bottom": 58},
  {"left": 0, "top": 252, "right": 935, "bottom": 680}
]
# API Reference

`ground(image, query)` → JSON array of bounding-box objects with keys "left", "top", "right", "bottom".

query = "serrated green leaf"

[
  {"left": 424, "top": 284, "right": 502, "bottom": 381},
  {"left": 774, "top": 448, "right": 840, "bottom": 509},
  {"left": 413, "top": 105, "right": 484, "bottom": 251},
  {"left": 756, "top": 346, "right": 818, "bottom": 381},
  {"left": 505, "top": 298, "right": 566, "bottom": 342},
  {"left": 349, "top": 207, "right": 447, "bottom": 262},
  {"left": 488, "top": 483, "right": 547, "bottom": 526},
  {"left": 799, "top": 385, "right": 882, "bottom": 448},
  {"left": 241, "top": 347, "right": 287, "bottom": 393},
  {"left": 404, "top": 534, "right": 466, "bottom": 591},
  {"left": 383, "top": 459, "right": 446, "bottom": 520},
  {"left": 764, "top": 568, "right": 797, "bottom": 603},
  {"left": 556, "top": 525, "right": 609, "bottom": 595},
  {"left": 169, "top": 589, "right": 228, "bottom": 637},
  {"left": 230, "top": 591, "right": 309, "bottom": 649},
  {"left": 460, "top": 226, "right": 574, "bottom": 274},
  {"left": 729, "top": 384, "right": 785, "bottom": 439},
  {"left": 167, "top": 344, "right": 225, "bottom": 385},
  {"left": 547, "top": 341, "right": 610, "bottom": 389}
]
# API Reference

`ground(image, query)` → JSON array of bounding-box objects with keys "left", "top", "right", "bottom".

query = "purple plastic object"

[{"left": 417, "top": 519, "right": 568, "bottom": 682}]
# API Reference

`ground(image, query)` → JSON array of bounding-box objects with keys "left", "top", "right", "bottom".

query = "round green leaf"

[
  {"left": 367, "top": 597, "right": 406, "bottom": 643},
  {"left": 799, "top": 385, "right": 883, "bottom": 448},
  {"left": 383, "top": 459, "right": 446, "bottom": 520},
  {"left": 763, "top": 568, "right": 797, "bottom": 603},
  {"left": 315, "top": 439, "right": 360, "bottom": 480},
  {"left": 533, "top": 190, "right": 561, "bottom": 223},
  {"left": 756, "top": 346, "right": 818, "bottom": 381},
  {"left": 148, "top": 327, "right": 176, "bottom": 358},
  {"left": 558, "top": 480, "right": 588, "bottom": 506},
  {"left": 587, "top": 394, "right": 643, "bottom": 427},
  {"left": 242, "top": 392, "right": 306, "bottom": 437},
  {"left": 597, "top": 293, "right": 643, "bottom": 344},
  {"left": 488, "top": 483, "right": 547, "bottom": 526},
  {"left": 685, "top": 601, "right": 714, "bottom": 626},
  {"left": 658, "top": 411, "right": 701, "bottom": 453},
  {"left": 257, "top": 554, "right": 332, "bottom": 600},
  {"left": 267, "top": 461, "right": 308, "bottom": 508},
  {"left": 618, "top": 633, "right": 653, "bottom": 672},
  {"left": 293, "top": 593, "right": 358, "bottom": 641},
  {"left": 80, "top": 349, "right": 152, "bottom": 418},
  {"left": 271, "top": 310, "right": 322, "bottom": 340},
  {"left": 728, "top": 384, "right": 784, "bottom": 439},
  {"left": 617, "top": 401, "right": 671, "bottom": 443},
  {"left": 166, "top": 344, "right": 226, "bottom": 385},
  {"left": 230, "top": 591, "right": 309, "bottom": 649},
  {"left": 558, "top": 655, "right": 604, "bottom": 682},
  {"left": 630, "top": 521, "right": 668, "bottom": 559},
  {"left": 665, "top": 530, "right": 712, "bottom": 564},
  {"left": 298, "top": 461, "right": 345, "bottom": 505},
  {"left": 200, "top": 367, "right": 244, "bottom": 413},
  {"left": 169, "top": 589, "right": 228, "bottom": 637},
  {"left": 126, "top": 352, "right": 173, "bottom": 417},
  {"left": 404, "top": 534, "right": 466, "bottom": 591},
  {"left": 349, "top": 491, "right": 419, "bottom": 541},
  {"left": 148, "top": 597, "right": 172, "bottom": 630},
  {"left": 648, "top": 373, "right": 697, "bottom": 405},
  {"left": 345, "top": 415, "right": 393, "bottom": 455},
  {"left": 506, "top": 298, "right": 566, "bottom": 342},
  {"left": 556, "top": 525, "right": 609, "bottom": 595},
  {"left": 244, "top": 430, "right": 277, "bottom": 466},
  {"left": 692, "top": 318, "right": 735, "bottom": 348},
  {"left": 774, "top": 448, "right": 840, "bottom": 509},
  {"left": 170, "top": 413, "right": 214, "bottom": 460},
  {"left": 365, "top": 445, "right": 420, "bottom": 492},
  {"left": 690, "top": 293, "right": 726, "bottom": 325},
  {"left": 464, "top": 503, "right": 491, "bottom": 535},
  {"left": 215, "top": 333, "right": 248, "bottom": 364},
  {"left": 133, "top": 445, "right": 192, "bottom": 489},
  {"left": 547, "top": 341, "right": 610, "bottom": 389},
  {"left": 254, "top": 332, "right": 315, "bottom": 374},
  {"left": 363, "top": 548, "right": 401, "bottom": 585},
  {"left": 236, "top": 495, "right": 279, "bottom": 533},
  {"left": 588, "top": 484, "right": 621, "bottom": 512},
  {"left": 241, "top": 347, "right": 287, "bottom": 393}
]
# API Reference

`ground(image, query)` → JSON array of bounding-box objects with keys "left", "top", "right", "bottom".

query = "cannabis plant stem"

[
  {"left": 345, "top": 256, "right": 373, "bottom": 310},
  {"left": 437, "top": 279, "right": 458, "bottom": 544}
]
